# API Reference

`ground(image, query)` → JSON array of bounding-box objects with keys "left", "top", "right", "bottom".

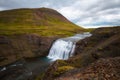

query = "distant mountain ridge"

[{"left": 0, "top": 8, "right": 84, "bottom": 36}]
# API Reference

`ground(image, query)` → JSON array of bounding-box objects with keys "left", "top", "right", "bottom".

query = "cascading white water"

[
  {"left": 47, "top": 40, "right": 75, "bottom": 60},
  {"left": 47, "top": 32, "right": 92, "bottom": 60}
]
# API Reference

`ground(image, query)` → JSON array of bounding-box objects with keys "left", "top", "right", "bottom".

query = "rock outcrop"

[{"left": 56, "top": 57, "right": 120, "bottom": 80}]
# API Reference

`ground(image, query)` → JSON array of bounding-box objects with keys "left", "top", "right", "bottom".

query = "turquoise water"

[{"left": 25, "top": 57, "right": 52, "bottom": 75}]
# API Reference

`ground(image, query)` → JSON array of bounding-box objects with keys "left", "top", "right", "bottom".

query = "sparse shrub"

[
  {"left": 98, "top": 47, "right": 103, "bottom": 51},
  {"left": 54, "top": 66, "right": 74, "bottom": 76},
  {"left": 36, "top": 73, "right": 45, "bottom": 80},
  {"left": 57, "top": 60, "right": 68, "bottom": 66}
]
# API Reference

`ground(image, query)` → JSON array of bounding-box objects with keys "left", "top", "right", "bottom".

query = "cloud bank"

[{"left": 0, "top": 0, "right": 120, "bottom": 28}]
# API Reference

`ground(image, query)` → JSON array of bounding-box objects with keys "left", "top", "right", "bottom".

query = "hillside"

[
  {"left": 0, "top": 8, "right": 84, "bottom": 66},
  {"left": 42, "top": 26, "right": 120, "bottom": 80},
  {"left": 0, "top": 8, "right": 84, "bottom": 36}
]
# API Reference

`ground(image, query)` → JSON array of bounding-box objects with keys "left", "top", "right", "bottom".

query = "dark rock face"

[
  {"left": 25, "top": 34, "right": 57, "bottom": 57},
  {"left": 71, "top": 27, "right": 120, "bottom": 68},
  {"left": 0, "top": 36, "right": 10, "bottom": 44},
  {"left": 0, "top": 34, "right": 58, "bottom": 66},
  {"left": 43, "top": 61, "right": 59, "bottom": 80},
  {"left": 75, "top": 26, "right": 120, "bottom": 58}
]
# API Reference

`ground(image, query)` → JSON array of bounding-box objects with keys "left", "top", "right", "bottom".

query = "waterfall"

[
  {"left": 47, "top": 40, "right": 75, "bottom": 60},
  {"left": 47, "top": 32, "right": 92, "bottom": 60}
]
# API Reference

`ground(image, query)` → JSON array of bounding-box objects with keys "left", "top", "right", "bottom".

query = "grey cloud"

[
  {"left": 0, "top": 0, "right": 75, "bottom": 10},
  {"left": 89, "top": 0, "right": 120, "bottom": 13},
  {"left": 0, "top": 0, "right": 119, "bottom": 28}
]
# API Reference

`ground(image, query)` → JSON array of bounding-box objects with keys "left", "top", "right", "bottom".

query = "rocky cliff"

[{"left": 0, "top": 34, "right": 58, "bottom": 66}]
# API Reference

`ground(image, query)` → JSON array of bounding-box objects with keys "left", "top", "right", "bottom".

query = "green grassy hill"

[
  {"left": 0, "top": 8, "right": 84, "bottom": 36},
  {"left": 0, "top": 8, "right": 84, "bottom": 66}
]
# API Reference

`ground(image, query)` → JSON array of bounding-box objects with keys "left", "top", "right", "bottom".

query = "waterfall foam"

[
  {"left": 47, "top": 32, "right": 92, "bottom": 60},
  {"left": 48, "top": 40, "right": 75, "bottom": 60}
]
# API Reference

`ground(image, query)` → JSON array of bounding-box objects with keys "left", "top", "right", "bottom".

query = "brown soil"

[{"left": 56, "top": 57, "right": 120, "bottom": 80}]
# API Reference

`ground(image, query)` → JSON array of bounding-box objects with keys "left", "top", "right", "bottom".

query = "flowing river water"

[{"left": 0, "top": 32, "right": 91, "bottom": 80}]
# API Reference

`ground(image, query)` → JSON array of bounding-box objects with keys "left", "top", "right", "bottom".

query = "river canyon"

[{"left": 0, "top": 32, "right": 91, "bottom": 80}]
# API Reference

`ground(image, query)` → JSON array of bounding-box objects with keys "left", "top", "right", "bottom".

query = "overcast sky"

[{"left": 0, "top": 0, "right": 120, "bottom": 28}]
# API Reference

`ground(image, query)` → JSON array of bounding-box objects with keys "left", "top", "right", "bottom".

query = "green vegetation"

[
  {"left": 36, "top": 73, "right": 45, "bottom": 80},
  {"left": 54, "top": 66, "right": 74, "bottom": 76},
  {"left": 56, "top": 60, "right": 69, "bottom": 66},
  {"left": 0, "top": 8, "right": 84, "bottom": 37},
  {"left": 85, "top": 28, "right": 95, "bottom": 32}
]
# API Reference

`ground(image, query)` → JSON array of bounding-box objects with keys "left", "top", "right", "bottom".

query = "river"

[{"left": 0, "top": 32, "right": 91, "bottom": 80}]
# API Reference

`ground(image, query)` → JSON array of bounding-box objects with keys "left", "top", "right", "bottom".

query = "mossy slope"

[{"left": 0, "top": 8, "right": 84, "bottom": 36}]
